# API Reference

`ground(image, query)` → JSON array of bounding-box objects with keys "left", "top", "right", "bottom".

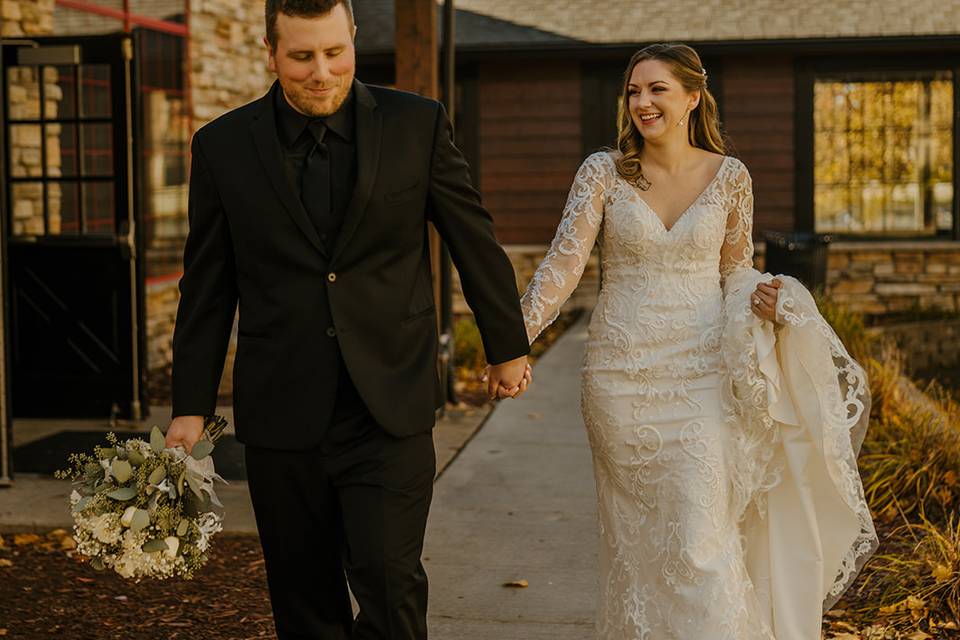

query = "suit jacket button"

[
  {"left": 326, "top": 327, "right": 337, "bottom": 337},
  {"left": 327, "top": 272, "right": 337, "bottom": 283}
]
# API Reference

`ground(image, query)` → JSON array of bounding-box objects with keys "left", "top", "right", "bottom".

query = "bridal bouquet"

[{"left": 56, "top": 415, "right": 228, "bottom": 580}]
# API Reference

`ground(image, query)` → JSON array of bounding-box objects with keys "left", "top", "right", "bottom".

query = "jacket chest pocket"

[{"left": 383, "top": 181, "right": 422, "bottom": 206}]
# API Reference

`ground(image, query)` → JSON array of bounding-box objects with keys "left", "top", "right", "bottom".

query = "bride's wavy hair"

[{"left": 614, "top": 43, "right": 727, "bottom": 187}]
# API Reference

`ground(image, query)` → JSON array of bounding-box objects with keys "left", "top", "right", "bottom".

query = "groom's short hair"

[{"left": 265, "top": 0, "right": 355, "bottom": 51}]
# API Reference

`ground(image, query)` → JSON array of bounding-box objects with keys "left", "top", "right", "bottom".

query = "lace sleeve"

[
  {"left": 520, "top": 152, "right": 610, "bottom": 343},
  {"left": 719, "top": 160, "right": 755, "bottom": 291}
]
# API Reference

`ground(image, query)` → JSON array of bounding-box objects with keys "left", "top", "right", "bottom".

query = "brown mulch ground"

[{"left": 0, "top": 532, "right": 275, "bottom": 640}]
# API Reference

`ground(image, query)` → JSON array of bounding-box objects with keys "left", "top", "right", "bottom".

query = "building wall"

[
  {"left": 722, "top": 56, "right": 796, "bottom": 235},
  {"left": 145, "top": 0, "right": 272, "bottom": 403},
  {"left": 1, "top": 0, "right": 54, "bottom": 37},
  {"left": 826, "top": 242, "right": 960, "bottom": 316},
  {"left": 4, "top": 1, "right": 56, "bottom": 237},
  {"left": 188, "top": 0, "right": 273, "bottom": 130},
  {"left": 478, "top": 62, "right": 583, "bottom": 245}
]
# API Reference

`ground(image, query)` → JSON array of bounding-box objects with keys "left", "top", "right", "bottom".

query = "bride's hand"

[{"left": 751, "top": 278, "right": 782, "bottom": 323}]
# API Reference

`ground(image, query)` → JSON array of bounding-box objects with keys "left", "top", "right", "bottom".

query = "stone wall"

[
  {"left": 1, "top": 0, "right": 54, "bottom": 38},
  {"left": 825, "top": 241, "right": 960, "bottom": 318},
  {"left": 188, "top": 0, "right": 273, "bottom": 130},
  {"left": 4, "top": 1, "right": 56, "bottom": 237},
  {"left": 145, "top": 0, "right": 272, "bottom": 402}
]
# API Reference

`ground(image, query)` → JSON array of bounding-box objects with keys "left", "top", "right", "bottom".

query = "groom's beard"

[{"left": 283, "top": 75, "right": 353, "bottom": 118}]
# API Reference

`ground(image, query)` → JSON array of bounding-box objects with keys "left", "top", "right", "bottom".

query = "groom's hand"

[
  {"left": 486, "top": 355, "right": 530, "bottom": 401},
  {"left": 165, "top": 415, "right": 205, "bottom": 454}
]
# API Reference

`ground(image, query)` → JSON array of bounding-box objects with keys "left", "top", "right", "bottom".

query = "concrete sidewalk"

[{"left": 424, "top": 317, "right": 598, "bottom": 639}]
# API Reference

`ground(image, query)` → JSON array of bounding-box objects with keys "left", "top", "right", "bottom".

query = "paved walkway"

[{"left": 425, "top": 317, "right": 598, "bottom": 639}]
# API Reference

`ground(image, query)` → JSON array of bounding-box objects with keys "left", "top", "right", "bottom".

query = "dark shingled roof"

[{"left": 355, "top": 0, "right": 960, "bottom": 53}]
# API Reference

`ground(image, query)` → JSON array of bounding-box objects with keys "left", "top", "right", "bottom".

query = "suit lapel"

[
  {"left": 331, "top": 80, "right": 382, "bottom": 264},
  {"left": 249, "top": 81, "right": 329, "bottom": 258}
]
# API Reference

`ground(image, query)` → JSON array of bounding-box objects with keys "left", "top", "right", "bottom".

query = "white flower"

[
  {"left": 89, "top": 513, "right": 123, "bottom": 544},
  {"left": 69, "top": 490, "right": 81, "bottom": 506}
]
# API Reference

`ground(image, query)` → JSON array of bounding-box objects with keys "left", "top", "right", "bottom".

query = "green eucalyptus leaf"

[
  {"left": 190, "top": 440, "right": 214, "bottom": 460},
  {"left": 130, "top": 508, "right": 150, "bottom": 534},
  {"left": 150, "top": 426, "right": 165, "bottom": 453},
  {"left": 176, "top": 519, "right": 189, "bottom": 537},
  {"left": 84, "top": 462, "right": 103, "bottom": 477},
  {"left": 107, "top": 487, "right": 138, "bottom": 501},
  {"left": 176, "top": 471, "right": 186, "bottom": 497},
  {"left": 126, "top": 450, "right": 145, "bottom": 466},
  {"left": 141, "top": 538, "right": 168, "bottom": 553},
  {"left": 111, "top": 459, "right": 132, "bottom": 484},
  {"left": 148, "top": 465, "right": 166, "bottom": 486},
  {"left": 72, "top": 496, "right": 91, "bottom": 513},
  {"left": 98, "top": 447, "right": 117, "bottom": 460}
]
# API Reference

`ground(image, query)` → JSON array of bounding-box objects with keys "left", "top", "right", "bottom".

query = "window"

[
  {"left": 813, "top": 70, "right": 953, "bottom": 235},
  {"left": 52, "top": 0, "right": 190, "bottom": 277}
]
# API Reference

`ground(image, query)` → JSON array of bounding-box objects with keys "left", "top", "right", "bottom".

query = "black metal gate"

[{"left": 1, "top": 35, "right": 146, "bottom": 420}]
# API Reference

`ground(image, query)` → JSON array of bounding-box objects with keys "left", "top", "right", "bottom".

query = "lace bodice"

[{"left": 521, "top": 151, "right": 754, "bottom": 344}]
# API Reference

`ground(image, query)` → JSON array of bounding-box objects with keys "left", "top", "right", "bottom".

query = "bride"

[{"left": 517, "top": 43, "right": 878, "bottom": 639}]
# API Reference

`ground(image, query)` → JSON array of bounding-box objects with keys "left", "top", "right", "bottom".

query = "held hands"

[
  {"left": 751, "top": 278, "right": 782, "bottom": 323},
  {"left": 484, "top": 355, "right": 533, "bottom": 401}
]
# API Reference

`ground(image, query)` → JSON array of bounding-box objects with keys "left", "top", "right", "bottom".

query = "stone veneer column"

[
  {"left": 188, "top": 0, "right": 273, "bottom": 130},
  {"left": 145, "top": 0, "right": 273, "bottom": 403}
]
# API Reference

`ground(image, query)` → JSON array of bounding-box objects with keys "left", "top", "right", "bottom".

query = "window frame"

[{"left": 796, "top": 53, "right": 960, "bottom": 241}]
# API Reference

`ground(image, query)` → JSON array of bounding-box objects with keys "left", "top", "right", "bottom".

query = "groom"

[{"left": 164, "top": 1, "right": 531, "bottom": 638}]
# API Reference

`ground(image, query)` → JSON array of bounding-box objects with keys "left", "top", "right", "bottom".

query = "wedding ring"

[{"left": 753, "top": 297, "right": 761, "bottom": 305}]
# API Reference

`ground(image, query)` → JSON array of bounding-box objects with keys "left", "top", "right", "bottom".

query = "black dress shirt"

[{"left": 274, "top": 86, "right": 358, "bottom": 247}]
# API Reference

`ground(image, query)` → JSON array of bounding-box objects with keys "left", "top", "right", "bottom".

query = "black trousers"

[{"left": 244, "top": 409, "right": 435, "bottom": 640}]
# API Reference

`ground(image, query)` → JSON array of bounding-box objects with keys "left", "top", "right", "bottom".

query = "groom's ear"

[{"left": 264, "top": 36, "right": 277, "bottom": 73}]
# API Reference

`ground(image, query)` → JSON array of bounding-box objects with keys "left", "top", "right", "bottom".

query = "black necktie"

[{"left": 301, "top": 120, "right": 331, "bottom": 243}]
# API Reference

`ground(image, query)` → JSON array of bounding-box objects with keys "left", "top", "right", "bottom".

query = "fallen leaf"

[
  {"left": 0, "top": 629, "right": 7, "bottom": 636},
  {"left": 13, "top": 534, "right": 41, "bottom": 546},
  {"left": 906, "top": 632, "right": 931, "bottom": 640},
  {"left": 827, "top": 633, "right": 859, "bottom": 640},
  {"left": 825, "top": 609, "right": 847, "bottom": 618},
  {"left": 502, "top": 579, "right": 529, "bottom": 588},
  {"left": 0, "top": 559, "right": 12, "bottom": 568},
  {"left": 60, "top": 536, "right": 77, "bottom": 551},
  {"left": 941, "top": 621, "right": 958, "bottom": 630},
  {"left": 906, "top": 595, "right": 926, "bottom": 610}
]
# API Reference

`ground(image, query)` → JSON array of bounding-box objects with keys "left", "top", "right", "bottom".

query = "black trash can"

[{"left": 762, "top": 231, "right": 833, "bottom": 291}]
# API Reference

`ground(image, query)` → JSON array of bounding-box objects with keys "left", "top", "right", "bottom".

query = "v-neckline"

[{"left": 631, "top": 155, "right": 729, "bottom": 233}]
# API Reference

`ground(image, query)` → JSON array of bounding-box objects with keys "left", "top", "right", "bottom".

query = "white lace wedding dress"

[{"left": 520, "top": 151, "right": 878, "bottom": 640}]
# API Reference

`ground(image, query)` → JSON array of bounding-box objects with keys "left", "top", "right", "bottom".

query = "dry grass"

[{"left": 817, "top": 296, "right": 960, "bottom": 635}]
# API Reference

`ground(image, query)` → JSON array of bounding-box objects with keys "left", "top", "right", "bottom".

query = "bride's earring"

[{"left": 677, "top": 109, "right": 688, "bottom": 127}]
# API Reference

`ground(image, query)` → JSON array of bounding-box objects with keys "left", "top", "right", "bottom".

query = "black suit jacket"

[{"left": 170, "top": 80, "right": 529, "bottom": 449}]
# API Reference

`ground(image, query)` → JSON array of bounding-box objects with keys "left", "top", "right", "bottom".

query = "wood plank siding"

[
  {"left": 478, "top": 63, "right": 583, "bottom": 244},
  {"left": 721, "top": 56, "right": 797, "bottom": 235}
]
